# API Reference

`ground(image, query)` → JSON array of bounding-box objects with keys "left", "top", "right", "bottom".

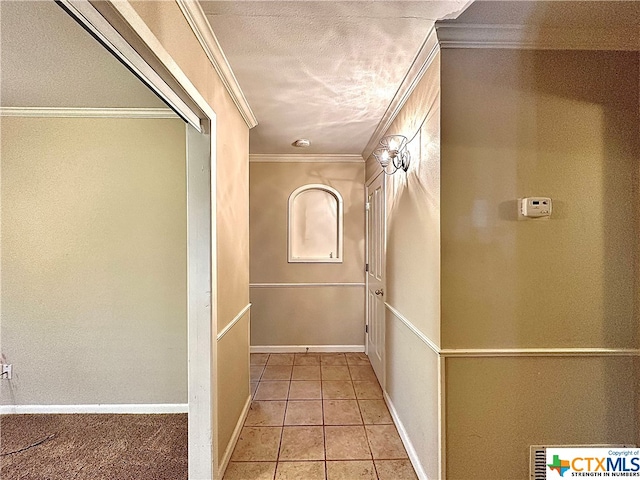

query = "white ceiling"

[
  {"left": 3, "top": 0, "right": 636, "bottom": 155},
  {"left": 0, "top": 1, "right": 164, "bottom": 109},
  {"left": 203, "top": 1, "right": 471, "bottom": 155},
  {"left": 204, "top": 0, "right": 640, "bottom": 156}
]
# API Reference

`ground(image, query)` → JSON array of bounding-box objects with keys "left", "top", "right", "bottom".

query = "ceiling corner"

[
  {"left": 361, "top": 26, "right": 440, "bottom": 161},
  {"left": 176, "top": 0, "right": 258, "bottom": 128}
]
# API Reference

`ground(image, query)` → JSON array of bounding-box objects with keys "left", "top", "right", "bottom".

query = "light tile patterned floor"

[{"left": 223, "top": 353, "right": 418, "bottom": 480}]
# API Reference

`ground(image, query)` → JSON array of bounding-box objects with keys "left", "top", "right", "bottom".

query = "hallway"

[{"left": 223, "top": 353, "right": 418, "bottom": 480}]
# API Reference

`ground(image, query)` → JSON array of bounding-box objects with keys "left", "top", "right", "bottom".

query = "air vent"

[
  {"left": 531, "top": 446, "right": 547, "bottom": 480},
  {"left": 530, "top": 445, "right": 634, "bottom": 480}
]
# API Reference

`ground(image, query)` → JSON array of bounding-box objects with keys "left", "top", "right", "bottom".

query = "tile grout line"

[
  {"left": 320, "top": 361, "right": 328, "bottom": 480},
  {"left": 350, "top": 357, "right": 380, "bottom": 479},
  {"left": 241, "top": 354, "right": 416, "bottom": 478},
  {"left": 271, "top": 355, "right": 287, "bottom": 480}
]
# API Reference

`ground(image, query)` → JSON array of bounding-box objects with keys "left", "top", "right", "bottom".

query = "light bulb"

[{"left": 379, "top": 150, "right": 390, "bottom": 167}]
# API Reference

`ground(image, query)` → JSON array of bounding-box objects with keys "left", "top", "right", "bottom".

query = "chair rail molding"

[
  {"left": 385, "top": 303, "right": 640, "bottom": 358},
  {"left": 0, "top": 107, "right": 177, "bottom": 118},
  {"left": 217, "top": 303, "right": 251, "bottom": 342}
]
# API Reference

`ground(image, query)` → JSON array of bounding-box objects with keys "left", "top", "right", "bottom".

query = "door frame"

[
  {"left": 56, "top": 2, "right": 217, "bottom": 478},
  {"left": 365, "top": 171, "right": 386, "bottom": 389}
]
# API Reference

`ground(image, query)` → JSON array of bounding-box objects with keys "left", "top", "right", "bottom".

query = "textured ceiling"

[
  {"left": 0, "top": 1, "right": 164, "bottom": 109},
  {"left": 203, "top": 1, "right": 471, "bottom": 155}
]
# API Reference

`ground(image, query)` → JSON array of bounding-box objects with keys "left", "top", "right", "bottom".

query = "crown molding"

[
  {"left": 361, "top": 25, "right": 440, "bottom": 161},
  {"left": 436, "top": 24, "right": 640, "bottom": 51},
  {"left": 249, "top": 154, "right": 364, "bottom": 163},
  {"left": 176, "top": 0, "right": 257, "bottom": 129},
  {"left": 0, "top": 107, "right": 177, "bottom": 118}
]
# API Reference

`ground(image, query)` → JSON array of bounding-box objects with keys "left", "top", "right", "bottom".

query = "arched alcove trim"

[{"left": 288, "top": 184, "right": 344, "bottom": 263}]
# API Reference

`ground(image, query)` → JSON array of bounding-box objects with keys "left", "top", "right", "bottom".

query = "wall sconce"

[{"left": 373, "top": 134, "right": 411, "bottom": 175}]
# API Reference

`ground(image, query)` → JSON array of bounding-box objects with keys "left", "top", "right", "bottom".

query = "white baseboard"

[
  {"left": 218, "top": 394, "right": 252, "bottom": 479},
  {"left": 250, "top": 345, "right": 365, "bottom": 353},
  {"left": 0, "top": 403, "right": 188, "bottom": 415},
  {"left": 384, "top": 392, "right": 429, "bottom": 480}
]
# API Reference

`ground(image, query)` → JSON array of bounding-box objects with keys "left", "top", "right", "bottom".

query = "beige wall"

[
  {"left": 386, "top": 310, "right": 441, "bottom": 480},
  {"left": 441, "top": 49, "right": 639, "bottom": 350},
  {"left": 637, "top": 357, "right": 640, "bottom": 448},
  {"left": 249, "top": 161, "right": 365, "bottom": 347},
  {"left": 441, "top": 49, "right": 640, "bottom": 479},
  {"left": 0, "top": 116, "right": 187, "bottom": 405},
  {"left": 217, "top": 312, "right": 250, "bottom": 462},
  {"left": 365, "top": 50, "right": 443, "bottom": 478},
  {"left": 251, "top": 287, "right": 364, "bottom": 346},
  {"left": 128, "top": 1, "right": 251, "bottom": 471},
  {"left": 636, "top": 63, "right": 640, "bottom": 451},
  {"left": 446, "top": 356, "right": 637, "bottom": 479},
  {"left": 367, "top": 46, "right": 639, "bottom": 480}
]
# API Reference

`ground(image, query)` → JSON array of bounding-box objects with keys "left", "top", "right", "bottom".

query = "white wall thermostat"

[{"left": 520, "top": 197, "right": 552, "bottom": 218}]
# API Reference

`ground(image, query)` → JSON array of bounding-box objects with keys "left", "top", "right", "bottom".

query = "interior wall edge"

[
  {"left": 250, "top": 345, "right": 365, "bottom": 353},
  {"left": 384, "top": 391, "right": 429, "bottom": 480},
  {"left": 216, "top": 303, "right": 251, "bottom": 342},
  {"left": 62, "top": 0, "right": 206, "bottom": 129},
  {"left": 0, "top": 404, "right": 188, "bottom": 415},
  {"left": 217, "top": 394, "right": 251, "bottom": 480}
]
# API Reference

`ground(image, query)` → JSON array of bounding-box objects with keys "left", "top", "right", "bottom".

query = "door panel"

[{"left": 366, "top": 173, "right": 385, "bottom": 387}]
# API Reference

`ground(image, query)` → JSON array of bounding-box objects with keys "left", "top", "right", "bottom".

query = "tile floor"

[{"left": 223, "top": 353, "right": 418, "bottom": 480}]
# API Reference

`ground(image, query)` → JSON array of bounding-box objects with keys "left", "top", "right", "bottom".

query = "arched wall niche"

[{"left": 288, "top": 184, "right": 344, "bottom": 263}]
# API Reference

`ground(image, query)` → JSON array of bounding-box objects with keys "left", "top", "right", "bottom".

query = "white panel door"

[{"left": 366, "top": 173, "right": 385, "bottom": 387}]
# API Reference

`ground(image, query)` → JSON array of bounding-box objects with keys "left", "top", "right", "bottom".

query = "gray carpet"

[{"left": 0, "top": 414, "right": 187, "bottom": 479}]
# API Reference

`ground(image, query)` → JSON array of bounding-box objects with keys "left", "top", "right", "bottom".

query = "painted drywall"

[
  {"left": 129, "top": 0, "right": 250, "bottom": 329},
  {"left": 250, "top": 162, "right": 365, "bottom": 284},
  {"left": 440, "top": 49, "right": 640, "bottom": 479},
  {"left": 386, "top": 310, "right": 440, "bottom": 480},
  {"left": 446, "top": 356, "right": 637, "bottom": 479},
  {"left": 636, "top": 59, "right": 640, "bottom": 452},
  {"left": 250, "top": 287, "right": 364, "bottom": 346},
  {"left": 382, "top": 53, "right": 441, "bottom": 346},
  {"left": 636, "top": 357, "right": 640, "bottom": 449},
  {"left": 249, "top": 161, "right": 365, "bottom": 347},
  {"left": 129, "top": 2, "right": 252, "bottom": 472},
  {"left": 441, "top": 49, "right": 639, "bottom": 350},
  {"left": 366, "top": 46, "right": 640, "bottom": 480},
  {"left": 0, "top": 116, "right": 186, "bottom": 405},
  {"left": 365, "top": 48, "right": 443, "bottom": 477},
  {"left": 217, "top": 312, "right": 250, "bottom": 465},
  {"left": 217, "top": 147, "right": 250, "bottom": 333}
]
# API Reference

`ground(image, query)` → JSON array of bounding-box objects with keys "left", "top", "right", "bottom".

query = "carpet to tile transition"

[{"left": 0, "top": 413, "right": 187, "bottom": 480}]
